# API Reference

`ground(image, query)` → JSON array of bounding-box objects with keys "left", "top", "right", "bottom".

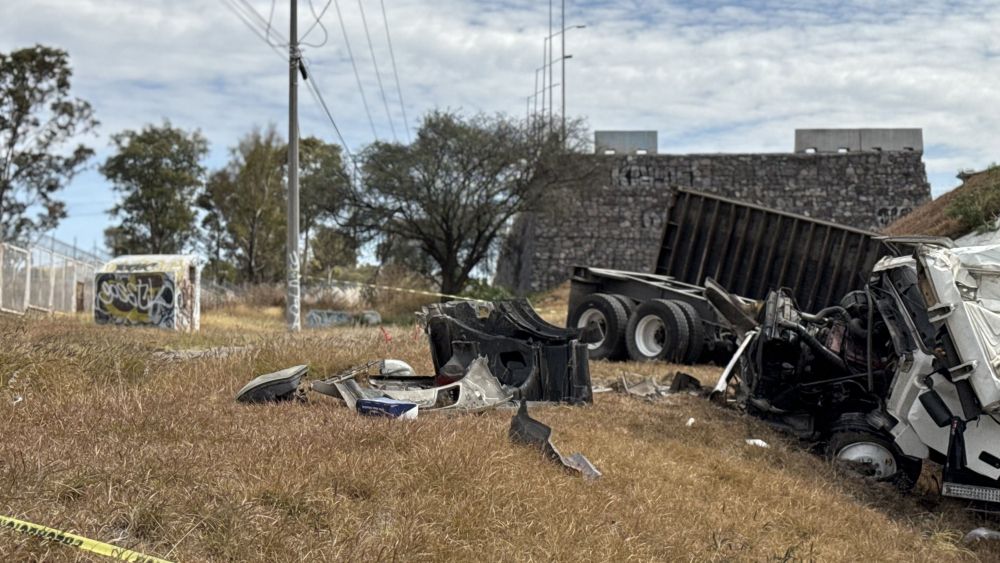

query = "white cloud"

[{"left": 2, "top": 0, "right": 999, "bottom": 249}]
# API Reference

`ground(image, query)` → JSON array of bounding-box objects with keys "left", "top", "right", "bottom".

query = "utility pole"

[
  {"left": 287, "top": 0, "right": 302, "bottom": 331},
  {"left": 561, "top": 0, "right": 566, "bottom": 146}
]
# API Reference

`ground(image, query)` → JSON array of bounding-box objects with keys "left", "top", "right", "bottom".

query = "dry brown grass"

[
  {"left": 2, "top": 307, "right": 1000, "bottom": 562},
  {"left": 884, "top": 166, "right": 1000, "bottom": 239}
]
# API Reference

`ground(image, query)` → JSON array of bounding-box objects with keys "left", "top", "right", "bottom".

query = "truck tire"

[
  {"left": 568, "top": 293, "right": 629, "bottom": 360},
  {"left": 625, "top": 299, "right": 690, "bottom": 362},
  {"left": 611, "top": 294, "right": 637, "bottom": 319},
  {"left": 826, "top": 416, "right": 922, "bottom": 491},
  {"left": 671, "top": 300, "right": 705, "bottom": 364}
]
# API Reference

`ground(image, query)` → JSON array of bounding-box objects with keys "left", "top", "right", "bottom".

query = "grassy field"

[{"left": 2, "top": 301, "right": 1000, "bottom": 562}]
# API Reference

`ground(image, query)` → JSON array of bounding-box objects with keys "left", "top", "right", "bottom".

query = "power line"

[
  {"left": 332, "top": 0, "right": 379, "bottom": 140},
  {"left": 300, "top": 58, "right": 364, "bottom": 180},
  {"left": 378, "top": 0, "right": 411, "bottom": 143},
  {"left": 220, "top": 0, "right": 287, "bottom": 60},
  {"left": 265, "top": 0, "right": 277, "bottom": 46},
  {"left": 220, "top": 0, "right": 367, "bottom": 192},
  {"left": 234, "top": 0, "right": 289, "bottom": 45},
  {"left": 301, "top": 0, "right": 332, "bottom": 47},
  {"left": 357, "top": 0, "right": 398, "bottom": 142}
]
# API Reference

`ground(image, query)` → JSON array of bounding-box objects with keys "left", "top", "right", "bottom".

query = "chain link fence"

[{"left": 0, "top": 236, "right": 109, "bottom": 316}]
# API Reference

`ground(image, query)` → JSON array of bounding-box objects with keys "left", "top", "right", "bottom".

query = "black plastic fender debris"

[{"left": 508, "top": 401, "right": 601, "bottom": 479}]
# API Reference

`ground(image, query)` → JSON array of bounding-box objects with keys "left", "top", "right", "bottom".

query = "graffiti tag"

[{"left": 94, "top": 272, "right": 177, "bottom": 328}]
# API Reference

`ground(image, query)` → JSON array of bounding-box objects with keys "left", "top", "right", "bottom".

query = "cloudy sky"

[{"left": 3, "top": 0, "right": 1000, "bottom": 253}]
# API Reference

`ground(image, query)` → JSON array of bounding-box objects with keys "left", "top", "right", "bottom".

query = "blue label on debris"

[{"left": 356, "top": 398, "right": 418, "bottom": 419}]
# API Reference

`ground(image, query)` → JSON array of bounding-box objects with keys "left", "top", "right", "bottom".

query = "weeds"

[{"left": 0, "top": 307, "right": 997, "bottom": 561}]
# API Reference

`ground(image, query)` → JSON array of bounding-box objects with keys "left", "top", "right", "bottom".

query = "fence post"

[
  {"left": 48, "top": 252, "right": 56, "bottom": 312},
  {"left": 23, "top": 246, "right": 31, "bottom": 314},
  {"left": 0, "top": 243, "right": 5, "bottom": 310}
]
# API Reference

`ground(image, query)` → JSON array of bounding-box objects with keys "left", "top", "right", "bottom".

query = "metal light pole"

[
  {"left": 561, "top": 0, "right": 566, "bottom": 144},
  {"left": 287, "top": 0, "right": 302, "bottom": 331},
  {"left": 548, "top": 0, "right": 553, "bottom": 132},
  {"left": 540, "top": 38, "right": 547, "bottom": 120}
]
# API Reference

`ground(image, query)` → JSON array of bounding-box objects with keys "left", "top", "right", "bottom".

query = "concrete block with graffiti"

[{"left": 94, "top": 255, "right": 202, "bottom": 331}]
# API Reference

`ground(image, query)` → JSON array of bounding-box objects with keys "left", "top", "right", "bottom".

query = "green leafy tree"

[
  {"left": 349, "top": 110, "right": 584, "bottom": 295},
  {"left": 308, "top": 224, "right": 358, "bottom": 280},
  {"left": 0, "top": 45, "right": 97, "bottom": 241},
  {"left": 101, "top": 121, "right": 208, "bottom": 254},
  {"left": 200, "top": 126, "right": 286, "bottom": 282},
  {"left": 299, "top": 136, "right": 349, "bottom": 278}
]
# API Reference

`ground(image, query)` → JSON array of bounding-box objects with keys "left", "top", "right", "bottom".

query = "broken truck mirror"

[
  {"left": 236, "top": 365, "right": 308, "bottom": 404},
  {"left": 509, "top": 401, "right": 601, "bottom": 479}
]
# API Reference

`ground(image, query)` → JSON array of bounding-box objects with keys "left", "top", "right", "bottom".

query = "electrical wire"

[
  {"left": 265, "top": 0, "right": 277, "bottom": 46},
  {"left": 220, "top": 0, "right": 365, "bottom": 187},
  {"left": 300, "top": 59, "right": 364, "bottom": 180},
  {"left": 220, "top": 0, "right": 288, "bottom": 61},
  {"left": 378, "top": 0, "right": 411, "bottom": 142},
  {"left": 357, "top": 0, "right": 398, "bottom": 142},
  {"left": 332, "top": 0, "right": 379, "bottom": 139},
  {"left": 300, "top": 0, "right": 332, "bottom": 48},
  {"left": 235, "top": 0, "right": 289, "bottom": 45}
]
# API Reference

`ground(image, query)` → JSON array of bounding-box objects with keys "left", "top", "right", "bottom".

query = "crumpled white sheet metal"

[{"left": 920, "top": 245, "right": 1000, "bottom": 412}]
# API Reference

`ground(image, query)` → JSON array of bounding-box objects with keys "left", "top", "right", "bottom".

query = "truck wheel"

[
  {"left": 625, "top": 299, "right": 690, "bottom": 362},
  {"left": 827, "top": 422, "right": 922, "bottom": 491},
  {"left": 611, "top": 294, "right": 637, "bottom": 319},
  {"left": 671, "top": 300, "right": 705, "bottom": 364},
  {"left": 568, "top": 293, "right": 628, "bottom": 360}
]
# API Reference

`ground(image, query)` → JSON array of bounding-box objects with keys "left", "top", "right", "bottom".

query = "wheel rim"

[
  {"left": 836, "top": 442, "right": 898, "bottom": 479},
  {"left": 634, "top": 314, "right": 665, "bottom": 357},
  {"left": 577, "top": 309, "right": 607, "bottom": 351}
]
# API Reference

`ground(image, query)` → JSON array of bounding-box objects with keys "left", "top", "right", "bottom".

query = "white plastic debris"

[
  {"left": 963, "top": 528, "right": 1000, "bottom": 544},
  {"left": 11, "top": 396, "right": 22, "bottom": 406},
  {"left": 745, "top": 439, "right": 770, "bottom": 448},
  {"left": 685, "top": 417, "right": 695, "bottom": 427}
]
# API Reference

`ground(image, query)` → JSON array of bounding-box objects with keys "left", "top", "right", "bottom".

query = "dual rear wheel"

[{"left": 570, "top": 294, "right": 705, "bottom": 363}]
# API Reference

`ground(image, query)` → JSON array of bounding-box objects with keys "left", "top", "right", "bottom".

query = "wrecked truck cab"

[
  {"left": 712, "top": 239, "right": 1000, "bottom": 500},
  {"left": 878, "top": 243, "right": 1000, "bottom": 500}
]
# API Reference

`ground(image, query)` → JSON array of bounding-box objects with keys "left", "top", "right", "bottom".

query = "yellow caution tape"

[{"left": 0, "top": 514, "right": 174, "bottom": 562}]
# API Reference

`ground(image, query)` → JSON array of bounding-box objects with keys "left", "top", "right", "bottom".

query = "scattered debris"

[
  {"left": 422, "top": 299, "right": 593, "bottom": 403},
  {"left": 236, "top": 365, "right": 308, "bottom": 404},
  {"left": 963, "top": 528, "right": 1000, "bottom": 544},
  {"left": 591, "top": 385, "right": 613, "bottom": 394},
  {"left": 686, "top": 417, "right": 695, "bottom": 427},
  {"left": 305, "top": 310, "right": 351, "bottom": 327},
  {"left": 240, "top": 358, "right": 514, "bottom": 414},
  {"left": 745, "top": 439, "right": 770, "bottom": 449},
  {"left": 237, "top": 298, "right": 595, "bottom": 417},
  {"left": 357, "top": 398, "right": 418, "bottom": 419},
  {"left": 509, "top": 401, "right": 601, "bottom": 479},
  {"left": 669, "top": 372, "right": 703, "bottom": 393},
  {"left": 305, "top": 309, "right": 382, "bottom": 328},
  {"left": 614, "top": 371, "right": 703, "bottom": 399},
  {"left": 11, "top": 396, "right": 23, "bottom": 406},
  {"left": 151, "top": 346, "right": 253, "bottom": 362}
]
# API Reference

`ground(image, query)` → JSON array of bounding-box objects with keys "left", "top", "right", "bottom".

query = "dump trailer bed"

[{"left": 655, "top": 188, "right": 888, "bottom": 311}]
